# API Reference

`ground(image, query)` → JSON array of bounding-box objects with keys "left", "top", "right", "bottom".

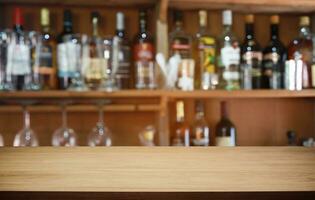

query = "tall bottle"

[
  {"left": 169, "top": 10, "right": 192, "bottom": 58},
  {"left": 115, "top": 12, "right": 131, "bottom": 89},
  {"left": 84, "top": 11, "right": 103, "bottom": 90},
  {"left": 10, "top": 7, "right": 31, "bottom": 90},
  {"left": 241, "top": 14, "right": 262, "bottom": 89},
  {"left": 287, "top": 16, "right": 313, "bottom": 89},
  {"left": 39, "top": 8, "right": 56, "bottom": 90},
  {"left": 133, "top": 10, "right": 156, "bottom": 89},
  {"left": 172, "top": 101, "right": 190, "bottom": 146},
  {"left": 57, "top": 10, "right": 74, "bottom": 90},
  {"left": 191, "top": 100, "right": 210, "bottom": 146},
  {"left": 196, "top": 10, "right": 217, "bottom": 90},
  {"left": 215, "top": 101, "right": 236, "bottom": 146},
  {"left": 217, "top": 10, "right": 240, "bottom": 90},
  {"left": 262, "top": 15, "right": 286, "bottom": 89}
]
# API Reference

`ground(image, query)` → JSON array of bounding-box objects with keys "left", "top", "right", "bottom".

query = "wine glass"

[
  {"left": 63, "top": 34, "right": 88, "bottom": 91},
  {"left": 88, "top": 102, "right": 112, "bottom": 146},
  {"left": 52, "top": 104, "right": 77, "bottom": 146},
  {"left": 13, "top": 106, "right": 39, "bottom": 147}
]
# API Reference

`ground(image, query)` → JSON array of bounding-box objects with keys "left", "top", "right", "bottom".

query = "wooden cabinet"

[{"left": 0, "top": 0, "right": 315, "bottom": 146}]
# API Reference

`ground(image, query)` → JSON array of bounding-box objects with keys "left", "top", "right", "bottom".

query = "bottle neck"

[
  {"left": 270, "top": 24, "right": 279, "bottom": 40},
  {"left": 174, "top": 21, "right": 183, "bottom": 31},
  {"left": 23, "top": 107, "right": 30, "bottom": 129},
  {"left": 299, "top": 25, "right": 311, "bottom": 38},
  {"left": 139, "top": 18, "right": 147, "bottom": 33},
  {"left": 41, "top": 24, "right": 50, "bottom": 34},
  {"left": 220, "top": 102, "right": 228, "bottom": 120},
  {"left": 92, "top": 20, "right": 98, "bottom": 37},
  {"left": 198, "top": 25, "right": 207, "bottom": 35},
  {"left": 245, "top": 23, "right": 254, "bottom": 40},
  {"left": 63, "top": 21, "right": 73, "bottom": 34},
  {"left": 223, "top": 24, "right": 232, "bottom": 33}
]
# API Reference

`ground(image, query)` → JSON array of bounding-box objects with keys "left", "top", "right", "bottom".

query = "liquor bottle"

[
  {"left": 169, "top": 10, "right": 192, "bottom": 58},
  {"left": 196, "top": 10, "right": 217, "bottom": 90},
  {"left": 191, "top": 100, "right": 210, "bottom": 146},
  {"left": 217, "top": 10, "right": 240, "bottom": 90},
  {"left": 84, "top": 11, "right": 103, "bottom": 90},
  {"left": 287, "top": 130, "right": 297, "bottom": 146},
  {"left": 287, "top": 16, "right": 313, "bottom": 89},
  {"left": 172, "top": 101, "right": 190, "bottom": 146},
  {"left": 240, "top": 14, "right": 262, "bottom": 89},
  {"left": 215, "top": 101, "right": 236, "bottom": 146},
  {"left": 10, "top": 7, "right": 31, "bottom": 90},
  {"left": 39, "top": 8, "right": 56, "bottom": 90},
  {"left": 57, "top": 10, "right": 74, "bottom": 90},
  {"left": 262, "top": 15, "right": 286, "bottom": 89},
  {"left": 133, "top": 10, "right": 156, "bottom": 89},
  {"left": 115, "top": 12, "right": 131, "bottom": 89}
]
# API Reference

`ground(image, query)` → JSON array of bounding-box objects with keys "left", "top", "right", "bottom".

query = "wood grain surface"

[{"left": 0, "top": 147, "right": 314, "bottom": 192}]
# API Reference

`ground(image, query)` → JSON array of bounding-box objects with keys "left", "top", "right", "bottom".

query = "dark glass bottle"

[
  {"left": 215, "top": 101, "right": 236, "bottom": 146},
  {"left": 241, "top": 14, "right": 263, "bottom": 89},
  {"left": 115, "top": 12, "right": 131, "bottom": 89},
  {"left": 133, "top": 10, "right": 156, "bottom": 89},
  {"left": 57, "top": 10, "right": 73, "bottom": 90},
  {"left": 12, "top": 7, "right": 29, "bottom": 90},
  {"left": 169, "top": 10, "right": 192, "bottom": 59},
  {"left": 287, "top": 16, "right": 313, "bottom": 89},
  {"left": 39, "top": 8, "right": 56, "bottom": 90},
  {"left": 262, "top": 15, "right": 286, "bottom": 89}
]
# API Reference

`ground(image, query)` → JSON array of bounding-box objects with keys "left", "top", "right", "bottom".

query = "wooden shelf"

[
  {"left": 2, "top": 0, "right": 315, "bottom": 13},
  {"left": 0, "top": 0, "right": 157, "bottom": 7},
  {"left": 0, "top": 90, "right": 315, "bottom": 101},
  {"left": 169, "top": 0, "right": 315, "bottom": 13},
  {"left": 0, "top": 147, "right": 314, "bottom": 192}
]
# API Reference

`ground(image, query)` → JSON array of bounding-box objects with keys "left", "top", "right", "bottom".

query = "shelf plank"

[
  {"left": 0, "top": 0, "right": 157, "bottom": 7},
  {"left": 0, "top": 147, "right": 314, "bottom": 192},
  {"left": 1, "top": 90, "right": 315, "bottom": 100},
  {"left": 169, "top": 0, "right": 315, "bottom": 13}
]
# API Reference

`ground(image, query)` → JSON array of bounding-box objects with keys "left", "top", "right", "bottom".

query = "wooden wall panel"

[{"left": 169, "top": 99, "right": 315, "bottom": 146}]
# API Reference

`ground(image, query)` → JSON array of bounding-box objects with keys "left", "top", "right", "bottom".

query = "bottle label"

[
  {"left": 223, "top": 71, "right": 240, "bottom": 81},
  {"left": 215, "top": 136, "right": 235, "bottom": 146},
  {"left": 242, "top": 51, "right": 263, "bottom": 77},
  {"left": 262, "top": 52, "right": 281, "bottom": 89},
  {"left": 221, "top": 44, "right": 240, "bottom": 67},
  {"left": 83, "top": 58, "right": 106, "bottom": 81},
  {"left": 57, "top": 43, "right": 78, "bottom": 77},
  {"left": 199, "top": 37, "right": 216, "bottom": 89},
  {"left": 38, "top": 44, "right": 53, "bottom": 74},
  {"left": 134, "top": 43, "right": 156, "bottom": 88},
  {"left": 312, "top": 64, "right": 315, "bottom": 87},
  {"left": 171, "top": 38, "right": 191, "bottom": 58},
  {"left": 7, "top": 44, "right": 31, "bottom": 75},
  {"left": 117, "top": 44, "right": 131, "bottom": 77},
  {"left": 177, "top": 59, "right": 195, "bottom": 91}
]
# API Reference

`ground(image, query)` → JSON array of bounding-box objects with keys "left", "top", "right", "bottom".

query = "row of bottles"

[
  {"left": 169, "top": 10, "right": 314, "bottom": 91},
  {"left": 0, "top": 8, "right": 313, "bottom": 91},
  {"left": 172, "top": 100, "right": 236, "bottom": 147}
]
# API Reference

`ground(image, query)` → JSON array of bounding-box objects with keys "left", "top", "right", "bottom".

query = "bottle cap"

[
  {"left": 116, "top": 12, "right": 125, "bottom": 30},
  {"left": 41, "top": 8, "right": 50, "bottom": 26},
  {"left": 223, "top": 10, "right": 232, "bottom": 25},
  {"left": 199, "top": 10, "right": 207, "bottom": 27},
  {"left": 270, "top": 15, "right": 279, "bottom": 24},
  {"left": 13, "top": 7, "right": 23, "bottom": 25},
  {"left": 245, "top": 14, "right": 254, "bottom": 23},
  {"left": 300, "top": 16, "right": 310, "bottom": 26}
]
